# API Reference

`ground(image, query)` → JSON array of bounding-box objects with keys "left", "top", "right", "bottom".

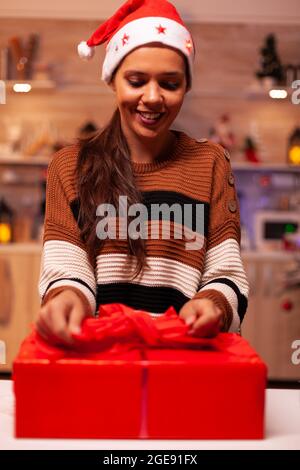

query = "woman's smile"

[{"left": 135, "top": 109, "right": 166, "bottom": 126}]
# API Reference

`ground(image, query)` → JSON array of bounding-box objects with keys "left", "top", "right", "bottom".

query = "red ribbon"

[{"left": 18, "top": 303, "right": 258, "bottom": 362}]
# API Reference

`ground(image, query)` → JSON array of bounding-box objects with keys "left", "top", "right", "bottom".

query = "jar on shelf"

[
  {"left": 287, "top": 127, "right": 300, "bottom": 165},
  {"left": 0, "top": 197, "right": 14, "bottom": 243}
]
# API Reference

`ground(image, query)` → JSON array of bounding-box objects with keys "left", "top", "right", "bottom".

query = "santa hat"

[{"left": 78, "top": 0, "right": 195, "bottom": 90}]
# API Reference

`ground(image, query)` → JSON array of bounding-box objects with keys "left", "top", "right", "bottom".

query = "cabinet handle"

[{"left": 0, "top": 258, "right": 13, "bottom": 325}]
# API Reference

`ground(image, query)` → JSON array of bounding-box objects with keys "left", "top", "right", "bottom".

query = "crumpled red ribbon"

[{"left": 18, "top": 303, "right": 257, "bottom": 362}]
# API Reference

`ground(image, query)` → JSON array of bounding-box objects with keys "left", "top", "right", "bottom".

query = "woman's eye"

[
  {"left": 161, "top": 82, "right": 180, "bottom": 90},
  {"left": 128, "top": 80, "right": 144, "bottom": 87},
  {"left": 127, "top": 80, "right": 180, "bottom": 90}
]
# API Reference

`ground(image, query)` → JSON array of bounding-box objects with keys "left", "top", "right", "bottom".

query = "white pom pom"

[{"left": 77, "top": 41, "right": 95, "bottom": 60}]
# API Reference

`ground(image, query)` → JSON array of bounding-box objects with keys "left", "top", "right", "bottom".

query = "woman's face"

[{"left": 109, "top": 44, "right": 187, "bottom": 140}]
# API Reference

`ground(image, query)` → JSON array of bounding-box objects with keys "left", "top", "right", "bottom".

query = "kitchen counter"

[
  {"left": 241, "top": 250, "right": 298, "bottom": 260},
  {"left": 1, "top": 380, "right": 299, "bottom": 450},
  {"left": 0, "top": 243, "right": 42, "bottom": 254}
]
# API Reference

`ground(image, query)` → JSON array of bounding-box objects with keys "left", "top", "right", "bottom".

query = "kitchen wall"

[
  {"left": 1, "top": 0, "right": 300, "bottom": 23},
  {"left": 0, "top": 17, "right": 299, "bottom": 163}
]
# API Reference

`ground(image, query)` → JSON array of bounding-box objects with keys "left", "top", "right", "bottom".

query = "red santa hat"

[{"left": 78, "top": 0, "right": 195, "bottom": 90}]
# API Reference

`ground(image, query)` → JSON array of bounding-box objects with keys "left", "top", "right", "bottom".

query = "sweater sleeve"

[
  {"left": 38, "top": 146, "right": 97, "bottom": 315},
  {"left": 192, "top": 144, "right": 249, "bottom": 332}
]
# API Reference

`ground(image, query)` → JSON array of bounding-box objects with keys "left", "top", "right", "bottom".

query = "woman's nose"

[{"left": 142, "top": 82, "right": 163, "bottom": 105}]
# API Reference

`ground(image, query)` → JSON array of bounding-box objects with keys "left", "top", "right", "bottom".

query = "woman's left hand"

[{"left": 179, "top": 298, "right": 223, "bottom": 337}]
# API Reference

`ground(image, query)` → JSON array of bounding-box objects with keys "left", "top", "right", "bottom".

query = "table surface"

[{"left": 1, "top": 380, "right": 300, "bottom": 450}]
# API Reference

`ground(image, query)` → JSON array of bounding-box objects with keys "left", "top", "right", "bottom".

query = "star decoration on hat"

[
  {"left": 185, "top": 39, "right": 193, "bottom": 53},
  {"left": 156, "top": 24, "right": 166, "bottom": 34},
  {"left": 122, "top": 33, "right": 130, "bottom": 46}
]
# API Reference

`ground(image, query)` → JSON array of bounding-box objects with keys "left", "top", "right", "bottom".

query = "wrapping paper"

[{"left": 13, "top": 303, "right": 267, "bottom": 439}]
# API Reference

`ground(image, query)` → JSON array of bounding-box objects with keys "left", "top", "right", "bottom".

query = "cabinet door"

[
  {"left": 0, "top": 250, "right": 41, "bottom": 372},
  {"left": 272, "top": 262, "right": 300, "bottom": 381},
  {"left": 242, "top": 257, "right": 300, "bottom": 381},
  {"left": 241, "top": 258, "right": 262, "bottom": 352}
]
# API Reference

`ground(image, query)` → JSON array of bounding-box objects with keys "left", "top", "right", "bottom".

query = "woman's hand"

[
  {"left": 179, "top": 298, "right": 223, "bottom": 337},
  {"left": 36, "top": 289, "right": 89, "bottom": 345}
]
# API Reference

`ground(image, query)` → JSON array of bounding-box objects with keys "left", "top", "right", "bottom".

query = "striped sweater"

[{"left": 39, "top": 130, "right": 249, "bottom": 332}]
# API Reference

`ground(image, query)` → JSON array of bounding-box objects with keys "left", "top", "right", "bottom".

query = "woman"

[{"left": 37, "top": 0, "right": 249, "bottom": 344}]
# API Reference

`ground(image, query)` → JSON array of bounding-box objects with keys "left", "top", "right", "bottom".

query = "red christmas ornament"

[{"left": 281, "top": 299, "right": 293, "bottom": 311}]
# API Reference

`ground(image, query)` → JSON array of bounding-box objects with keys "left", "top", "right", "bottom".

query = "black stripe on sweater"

[
  {"left": 96, "top": 283, "right": 189, "bottom": 315},
  {"left": 200, "top": 277, "right": 248, "bottom": 322},
  {"left": 43, "top": 278, "right": 96, "bottom": 300}
]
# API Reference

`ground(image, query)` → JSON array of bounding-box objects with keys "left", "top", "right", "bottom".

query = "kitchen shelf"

[
  {"left": 0, "top": 155, "right": 50, "bottom": 166},
  {"left": 232, "top": 162, "right": 300, "bottom": 172},
  {"left": 4, "top": 80, "right": 56, "bottom": 92},
  {"left": 2, "top": 79, "right": 293, "bottom": 104},
  {"left": 44, "top": 81, "right": 293, "bottom": 101}
]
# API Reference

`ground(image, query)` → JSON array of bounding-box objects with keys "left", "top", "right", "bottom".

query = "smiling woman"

[
  {"left": 109, "top": 43, "right": 188, "bottom": 158},
  {"left": 37, "top": 0, "right": 249, "bottom": 345}
]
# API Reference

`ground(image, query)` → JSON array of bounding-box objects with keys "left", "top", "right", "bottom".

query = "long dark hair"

[
  {"left": 76, "top": 108, "right": 148, "bottom": 279},
  {"left": 76, "top": 52, "right": 190, "bottom": 279}
]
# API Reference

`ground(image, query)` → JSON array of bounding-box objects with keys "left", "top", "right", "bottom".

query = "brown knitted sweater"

[{"left": 39, "top": 130, "right": 249, "bottom": 332}]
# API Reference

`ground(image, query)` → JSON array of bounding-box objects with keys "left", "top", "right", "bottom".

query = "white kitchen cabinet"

[
  {"left": 0, "top": 244, "right": 42, "bottom": 372},
  {"left": 242, "top": 254, "right": 300, "bottom": 381}
]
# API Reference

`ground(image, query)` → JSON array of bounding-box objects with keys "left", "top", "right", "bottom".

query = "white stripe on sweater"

[
  {"left": 201, "top": 238, "right": 249, "bottom": 296},
  {"left": 95, "top": 254, "right": 202, "bottom": 299},
  {"left": 39, "top": 240, "right": 97, "bottom": 313},
  {"left": 197, "top": 238, "right": 249, "bottom": 332}
]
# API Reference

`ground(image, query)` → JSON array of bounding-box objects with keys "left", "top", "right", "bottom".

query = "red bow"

[{"left": 19, "top": 304, "right": 256, "bottom": 362}]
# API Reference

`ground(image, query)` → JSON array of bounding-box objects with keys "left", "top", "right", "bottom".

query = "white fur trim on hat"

[
  {"left": 78, "top": 41, "right": 95, "bottom": 60},
  {"left": 101, "top": 17, "right": 194, "bottom": 89}
]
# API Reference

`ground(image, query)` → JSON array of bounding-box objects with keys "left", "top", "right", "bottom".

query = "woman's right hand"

[{"left": 36, "top": 289, "right": 89, "bottom": 345}]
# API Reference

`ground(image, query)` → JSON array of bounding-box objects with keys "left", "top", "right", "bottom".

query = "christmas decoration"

[
  {"left": 77, "top": 0, "right": 195, "bottom": 90},
  {"left": 209, "top": 114, "right": 235, "bottom": 151},
  {"left": 243, "top": 136, "right": 260, "bottom": 163},
  {"left": 256, "top": 34, "right": 284, "bottom": 85}
]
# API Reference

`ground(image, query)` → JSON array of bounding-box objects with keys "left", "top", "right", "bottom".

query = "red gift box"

[{"left": 13, "top": 304, "right": 267, "bottom": 439}]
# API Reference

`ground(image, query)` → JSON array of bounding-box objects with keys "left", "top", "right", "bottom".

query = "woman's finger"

[
  {"left": 68, "top": 304, "right": 86, "bottom": 336},
  {"left": 36, "top": 314, "right": 63, "bottom": 345},
  {"left": 48, "top": 302, "right": 73, "bottom": 344},
  {"left": 179, "top": 300, "right": 199, "bottom": 325},
  {"left": 36, "top": 320, "right": 51, "bottom": 342},
  {"left": 189, "top": 310, "right": 221, "bottom": 338}
]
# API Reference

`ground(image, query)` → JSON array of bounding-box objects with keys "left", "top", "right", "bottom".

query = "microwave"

[{"left": 254, "top": 210, "right": 300, "bottom": 250}]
